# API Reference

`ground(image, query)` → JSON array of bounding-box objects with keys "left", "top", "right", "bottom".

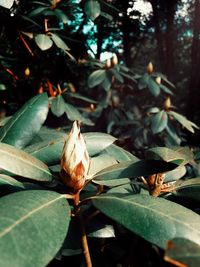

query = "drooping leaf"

[
  {"left": 92, "top": 194, "right": 200, "bottom": 249},
  {"left": 88, "top": 69, "right": 106, "bottom": 88},
  {"left": 169, "top": 111, "right": 199, "bottom": 133},
  {"left": 34, "top": 34, "right": 53, "bottom": 51},
  {"left": 25, "top": 133, "right": 116, "bottom": 165},
  {"left": 51, "top": 95, "right": 66, "bottom": 117},
  {"left": 51, "top": 33, "right": 70, "bottom": 51},
  {"left": 148, "top": 77, "right": 160, "bottom": 96},
  {"left": 93, "top": 160, "right": 178, "bottom": 184},
  {"left": 84, "top": 0, "right": 101, "bottom": 20},
  {"left": 0, "top": 143, "right": 52, "bottom": 181},
  {"left": 0, "top": 93, "right": 48, "bottom": 149},
  {"left": 164, "top": 238, "right": 200, "bottom": 267},
  {"left": 0, "top": 190, "right": 70, "bottom": 267},
  {"left": 0, "top": 0, "right": 14, "bottom": 9},
  {"left": 151, "top": 110, "right": 168, "bottom": 134}
]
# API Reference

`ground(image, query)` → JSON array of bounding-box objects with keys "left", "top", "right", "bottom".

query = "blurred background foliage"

[{"left": 0, "top": 0, "right": 199, "bottom": 156}]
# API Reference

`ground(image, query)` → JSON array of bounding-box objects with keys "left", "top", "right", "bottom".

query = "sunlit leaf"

[
  {"left": 84, "top": 0, "right": 101, "bottom": 20},
  {"left": 151, "top": 110, "right": 168, "bottom": 134},
  {"left": 0, "top": 0, "right": 14, "bottom": 9},
  {"left": 88, "top": 69, "right": 106, "bottom": 88}
]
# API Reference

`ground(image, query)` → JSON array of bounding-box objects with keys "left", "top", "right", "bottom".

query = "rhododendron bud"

[
  {"left": 60, "top": 121, "right": 90, "bottom": 192},
  {"left": 147, "top": 62, "right": 153, "bottom": 74}
]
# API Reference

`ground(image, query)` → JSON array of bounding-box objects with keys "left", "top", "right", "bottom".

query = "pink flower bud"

[{"left": 60, "top": 121, "right": 90, "bottom": 192}]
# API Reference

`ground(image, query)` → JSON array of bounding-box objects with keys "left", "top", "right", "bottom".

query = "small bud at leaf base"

[
  {"left": 105, "top": 58, "right": 111, "bottom": 69},
  {"left": 24, "top": 67, "right": 30, "bottom": 76},
  {"left": 147, "top": 62, "right": 153, "bottom": 74},
  {"left": 112, "top": 54, "right": 118, "bottom": 66},
  {"left": 163, "top": 97, "right": 171, "bottom": 111},
  {"left": 60, "top": 121, "right": 90, "bottom": 192},
  {"left": 155, "top": 76, "right": 161, "bottom": 85}
]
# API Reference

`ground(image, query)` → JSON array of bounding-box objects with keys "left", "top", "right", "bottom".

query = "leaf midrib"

[
  {"left": 95, "top": 196, "right": 200, "bottom": 236},
  {"left": 0, "top": 194, "right": 65, "bottom": 238}
]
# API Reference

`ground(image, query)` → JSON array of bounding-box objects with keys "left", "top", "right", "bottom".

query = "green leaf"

[
  {"left": 173, "top": 178, "right": 200, "bottom": 202},
  {"left": 0, "top": 190, "right": 70, "bottom": 267},
  {"left": 0, "top": 143, "right": 52, "bottom": 181},
  {"left": 104, "top": 144, "right": 138, "bottom": 162},
  {"left": 0, "top": 93, "right": 48, "bottom": 149},
  {"left": 34, "top": 34, "right": 53, "bottom": 51},
  {"left": 65, "top": 103, "right": 94, "bottom": 125},
  {"left": 164, "top": 238, "right": 200, "bottom": 267},
  {"left": 148, "top": 77, "right": 160, "bottom": 96},
  {"left": 89, "top": 153, "right": 117, "bottom": 177},
  {"left": 88, "top": 69, "right": 106, "bottom": 88},
  {"left": 51, "top": 95, "right": 66, "bottom": 117},
  {"left": 165, "top": 166, "right": 186, "bottom": 182},
  {"left": 92, "top": 194, "right": 200, "bottom": 249},
  {"left": 169, "top": 111, "right": 199, "bottom": 133},
  {"left": 138, "top": 73, "right": 149, "bottom": 89},
  {"left": 0, "top": 0, "right": 14, "bottom": 9},
  {"left": 0, "top": 174, "right": 24, "bottom": 188},
  {"left": 51, "top": 33, "right": 70, "bottom": 51},
  {"left": 0, "top": 84, "right": 6, "bottom": 90},
  {"left": 25, "top": 132, "right": 116, "bottom": 165},
  {"left": 160, "top": 84, "right": 173, "bottom": 95},
  {"left": 110, "top": 68, "right": 124, "bottom": 83},
  {"left": 146, "top": 147, "right": 185, "bottom": 165},
  {"left": 151, "top": 110, "right": 168, "bottom": 134},
  {"left": 101, "top": 74, "right": 111, "bottom": 91},
  {"left": 84, "top": 0, "right": 101, "bottom": 20},
  {"left": 93, "top": 160, "right": 178, "bottom": 183}
]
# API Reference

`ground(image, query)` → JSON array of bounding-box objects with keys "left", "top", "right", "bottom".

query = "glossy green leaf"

[
  {"left": 151, "top": 110, "right": 168, "bottom": 134},
  {"left": 0, "top": 190, "right": 70, "bottom": 267},
  {"left": 88, "top": 69, "right": 106, "bottom": 88},
  {"left": 92, "top": 194, "right": 200, "bottom": 249},
  {"left": 84, "top": 0, "right": 101, "bottom": 20},
  {"left": 173, "top": 178, "right": 200, "bottom": 202},
  {"left": 0, "top": 93, "right": 48, "bottom": 149},
  {"left": 148, "top": 77, "right": 160, "bottom": 96},
  {"left": 0, "top": 142, "right": 52, "bottom": 181},
  {"left": 164, "top": 238, "right": 200, "bottom": 267},
  {"left": 93, "top": 160, "right": 178, "bottom": 182},
  {"left": 35, "top": 34, "right": 53, "bottom": 51},
  {"left": 51, "top": 33, "right": 70, "bottom": 51},
  {"left": 107, "top": 182, "right": 146, "bottom": 196},
  {"left": 0, "top": 0, "right": 14, "bottom": 9},
  {"left": 25, "top": 132, "right": 116, "bottom": 165},
  {"left": 169, "top": 111, "right": 199, "bottom": 133},
  {"left": 51, "top": 95, "right": 66, "bottom": 117}
]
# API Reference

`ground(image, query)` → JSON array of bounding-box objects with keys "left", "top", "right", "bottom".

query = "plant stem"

[{"left": 78, "top": 214, "right": 92, "bottom": 267}]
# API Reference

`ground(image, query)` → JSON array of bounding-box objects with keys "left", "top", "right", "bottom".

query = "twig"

[
  {"left": 78, "top": 214, "right": 92, "bottom": 267},
  {"left": 18, "top": 32, "right": 34, "bottom": 56}
]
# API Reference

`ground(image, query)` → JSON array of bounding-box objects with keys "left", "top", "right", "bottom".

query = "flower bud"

[
  {"left": 24, "top": 67, "right": 30, "bottom": 77},
  {"left": 163, "top": 97, "right": 171, "bottom": 111},
  {"left": 147, "top": 62, "right": 153, "bottom": 74},
  {"left": 155, "top": 76, "right": 161, "bottom": 85},
  {"left": 111, "top": 54, "right": 118, "bottom": 66},
  {"left": 60, "top": 121, "right": 90, "bottom": 192},
  {"left": 105, "top": 58, "right": 111, "bottom": 69}
]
